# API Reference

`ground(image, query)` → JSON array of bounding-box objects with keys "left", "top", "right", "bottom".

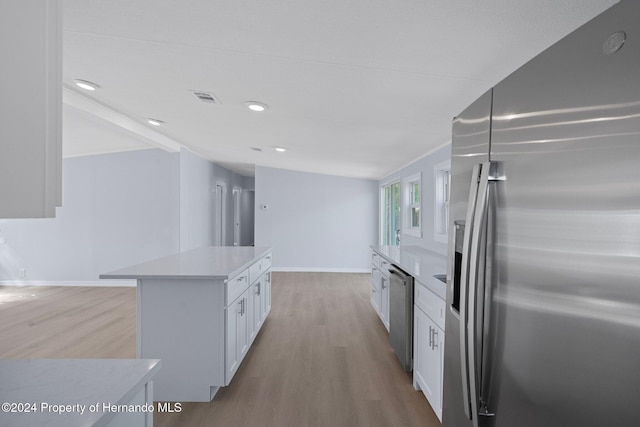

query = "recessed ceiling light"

[
  {"left": 250, "top": 147, "right": 263, "bottom": 152},
  {"left": 246, "top": 101, "right": 268, "bottom": 112},
  {"left": 274, "top": 147, "right": 287, "bottom": 152},
  {"left": 147, "top": 118, "right": 164, "bottom": 126},
  {"left": 74, "top": 79, "right": 99, "bottom": 91}
]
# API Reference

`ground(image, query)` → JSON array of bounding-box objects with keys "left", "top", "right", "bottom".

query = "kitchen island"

[
  {"left": 0, "top": 359, "right": 159, "bottom": 427},
  {"left": 101, "top": 246, "right": 272, "bottom": 402}
]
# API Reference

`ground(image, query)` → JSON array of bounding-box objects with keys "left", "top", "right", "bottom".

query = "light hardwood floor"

[{"left": 0, "top": 273, "right": 441, "bottom": 427}]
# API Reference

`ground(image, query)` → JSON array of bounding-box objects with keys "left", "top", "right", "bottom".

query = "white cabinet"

[
  {"left": 413, "top": 280, "right": 446, "bottom": 421},
  {"left": 262, "top": 271, "right": 272, "bottom": 319},
  {"left": 371, "top": 250, "right": 391, "bottom": 331},
  {"left": 249, "top": 267, "right": 271, "bottom": 345},
  {"left": 102, "top": 247, "right": 272, "bottom": 402},
  {"left": 250, "top": 276, "right": 263, "bottom": 343},
  {"left": 225, "top": 288, "right": 250, "bottom": 384},
  {"left": 0, "top": 1, "right": 62, "bottom": 218},
  {"left": 414, "top": 305, "right": 444, "bottom": 420},
  {"left": 380, "top": 272, "right": 390, "bottom": 331},
  {"left": 226, "top": 254, "right": 272, "bottom": 385},
  {"left": 371, "top": 267, "right": 381, "bottom": 314}
]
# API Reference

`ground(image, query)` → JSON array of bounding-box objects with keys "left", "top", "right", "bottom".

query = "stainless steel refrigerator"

[{"left": 442, "top": 2, "right": 640, "bottom": 426}]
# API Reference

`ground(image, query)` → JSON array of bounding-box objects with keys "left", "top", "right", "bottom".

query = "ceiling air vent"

[{"left": 192, "top": 91, "right": 221, "bottom": 104}]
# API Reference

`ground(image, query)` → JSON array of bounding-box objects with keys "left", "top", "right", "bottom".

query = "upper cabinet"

[{"left": 0, "top": 0, "right": 62, "bottom": 218}]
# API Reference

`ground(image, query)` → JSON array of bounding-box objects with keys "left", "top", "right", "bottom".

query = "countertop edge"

[
  {"left": 93, "top": 359, "right": 161, "bottom": 427},
  {"left": 99, "top": 247, "right": 272, "bottom": 280},
  {"left": 371, "top": 245, "right": 447, "bottom": 300}
]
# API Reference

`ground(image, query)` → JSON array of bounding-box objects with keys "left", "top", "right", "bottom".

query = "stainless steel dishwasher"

[{"left": 389, "top": 265, "right": 414, "bottom": 372}]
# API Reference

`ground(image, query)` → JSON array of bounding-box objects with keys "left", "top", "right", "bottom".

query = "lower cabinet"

[
  {"left": 371, "top": 251, "right": 390, "bottom": 332},
  {"left": 226, "top": 260, "right": 273, "bottom": 385},
  {"left": 225, "top": 288, "right": 250, "bottom": 384},
  {"left": 371, "top": 266, "right": 381, "bottom": 314},
  {"left": 380, "top": 273, "right": 390, "bottom": 331},
  {"left": 413, "top": 304, "right": 444, "bottom": 421},
  {"left": 262, "top": 271, "right": 272, "bottom": 319},
  {"left": 250, "top": 276, "right": 263, "bottom": 343}
]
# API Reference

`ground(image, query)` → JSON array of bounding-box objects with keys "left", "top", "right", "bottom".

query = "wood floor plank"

[{"left": 0, "top": 273, "right": 442, "bottom": 427}]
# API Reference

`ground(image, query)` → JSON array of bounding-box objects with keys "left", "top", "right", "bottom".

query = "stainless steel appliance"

[
  {"left": 389, "top": 265, "right": 414, "bottom": 372},
  {"left": 442, "top": 2, "right": 640, "bottom": 426}
]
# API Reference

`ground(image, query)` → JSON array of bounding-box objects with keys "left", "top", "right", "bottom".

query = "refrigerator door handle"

[
  {"left": 458, "top": 162, "right": 484, "bottom": 421},
  {"left": 467, "top": 161, "right": 492, "bottom": 427}
]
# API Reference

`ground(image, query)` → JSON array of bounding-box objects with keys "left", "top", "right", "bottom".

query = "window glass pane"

[
  {"left": 433, "top": 162, "right": 451, "bottom": 241},
  {"left": 413, "top": 182, "right": 420, "bottom": 204},
  {"left": 381, "top": 182, "right": 401, "bottom": 246},
  {"left": 391, "top": 182, "right": 401, "bottom": 245},
  {"left": 411, "top": 207, "right": 420, "bottom": 228},
  {"left": 443, "top": 171, "right": 450, "bottom": 203}
]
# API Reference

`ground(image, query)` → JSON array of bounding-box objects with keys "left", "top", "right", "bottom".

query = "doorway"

[
  {"left": 214, "top": 184, "right": 225, "bottom": 246},
  {"left": 233, "top": 187, "right": 241, "bottom": 246}
]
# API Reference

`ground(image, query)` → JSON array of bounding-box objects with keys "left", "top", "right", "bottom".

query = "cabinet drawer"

[
  {"left": 415, "top": 281, "right": 445, "bottom": 330},
  {"left": 249, "top": 259, "right": 265, "bottom": 284},
  {"left": 261, "top": 253, "right": 273, "bottom": 271},
  {"left": 379, "top": 258, "right": 391, "bottom": 278},
  {"left": 372, "top": 252, "right": 381, "bottom": 269},
  {"left": 227, "top": 270, "right": 249, "bottom": 306}
]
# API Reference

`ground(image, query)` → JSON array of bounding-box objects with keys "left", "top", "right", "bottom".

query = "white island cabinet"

[
  {"left": 100, "top": 246, "right": 272, "bottom": 402},
  {"left": 0, "top": 359, "right": 159, "bottom": 427}
]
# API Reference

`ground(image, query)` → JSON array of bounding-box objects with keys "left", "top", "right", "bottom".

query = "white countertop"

[
  {"left": 371, "top": 245, "right": 447, "bottom": 299},
  {"left": 0, "top": 359, "right": 160, "bottom": 427},
  {"left": 100, "top": 246, "right": 272, "bottom": 280}
]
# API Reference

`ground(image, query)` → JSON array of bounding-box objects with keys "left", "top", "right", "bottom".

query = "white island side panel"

[{"left": 138, "top": 278, "right": 225, "bottom": 402}]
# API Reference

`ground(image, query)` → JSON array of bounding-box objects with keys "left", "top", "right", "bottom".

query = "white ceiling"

[{"left": 62, "top": 0, "right": 618, "bottom": 179}]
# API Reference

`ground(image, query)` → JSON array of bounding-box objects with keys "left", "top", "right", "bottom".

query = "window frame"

[
  {"left": 402, "top": 172, "right": 422, "bottom": 238},
  {"left": 379, "top": 180, "right": 402, "bottom": 245},
  {"left": 433, "top": 160, "right": 451, "bottom": 244}
]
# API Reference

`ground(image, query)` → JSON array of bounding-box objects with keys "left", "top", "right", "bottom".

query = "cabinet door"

[
  {"left": 433, "top": 324, "right": 443, "bottom": 420},
  {"left": 371, "top": 267, "right": 381, "bottom": 315},
  {"left": 225, "top": 298, "right": 241, "bottom": 383},
  {"left": 380, "top": 275, "right": 390, "bottom": 331},
  {"left": 225, "top": 290, "right": 250, "bottom": 384},
  {"left": 250, "top": 278, "right": 262, "bottom": 343},
  {"left": 413, "top": 305, "right": 443, "bottom": 420},
  {"left": 262, "top": 271, "right": 271, "bottom": 318},
  {"left": 237, "top": 293, "right": 250, "bottom": 360}
]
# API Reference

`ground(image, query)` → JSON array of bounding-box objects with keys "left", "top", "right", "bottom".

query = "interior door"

[
  {"left": 233, "top": 188, "right": 241, "bottom": 246},
  {"left": 214, "top": 184, "right": 224, "bottom": 246}
]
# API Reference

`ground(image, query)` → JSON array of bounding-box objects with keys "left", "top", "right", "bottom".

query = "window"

[
  {"left": 403, "top": 172, "right": 422, "bottom": 237},
  {"left": 380, "top": 181, "right": 401, "bottom": 245},
  {"left": 434, "top": 160, "right": 451, "bottom": 243}
]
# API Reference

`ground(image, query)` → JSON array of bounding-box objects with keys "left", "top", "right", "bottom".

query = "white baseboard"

[
  {"left": 0, "top": 280, "right": 136, "bottom": 287},
  {"left": 272, "top": 267, "right": 371, "bottom": 273}
]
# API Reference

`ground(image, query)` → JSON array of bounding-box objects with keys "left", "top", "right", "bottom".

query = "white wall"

[
  {"left": 179, "top": 149, "right": 253, "bottom": 251},
  {"left": 179, "top": 149, "right": 215, "bottom": 251},
  {"left": 255, "top": 166, "right": 378, "bottom": 272},
  {"left": 379, "top": 143, "right": 451, "bottom": 255},
  {"left": 0, "top": 147, "right": 257, "bottom": 285},
  {"left": 0, "top": 149, "right": 180, "bottom": 284}
]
